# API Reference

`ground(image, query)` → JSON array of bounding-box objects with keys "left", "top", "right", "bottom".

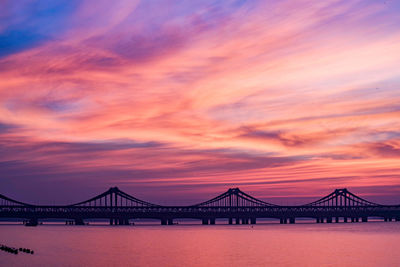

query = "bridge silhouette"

[{"left": 1, "top": 187, "right": 400, "bottom": 226}]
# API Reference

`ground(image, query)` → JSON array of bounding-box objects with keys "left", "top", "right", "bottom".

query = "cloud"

[
  {"left": 363, "top": 141, "right": 400, "bottom": 158},
  {"left": 0, "top": 122, "right": 19, "bottom": 133},
  {"left": 1, "top": 0, "right": 400, "bottom": 204}
]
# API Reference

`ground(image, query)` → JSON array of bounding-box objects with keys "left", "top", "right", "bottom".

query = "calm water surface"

[{"left": 1, "top": 222, "right": 400, "bottom": 267}]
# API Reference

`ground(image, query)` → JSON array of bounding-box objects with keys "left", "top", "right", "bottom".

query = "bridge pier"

[
  {"left": 396, "top": 218, "right": 400, "bottom": 222},
  {"left": 326, "top": 217, "right": 332, "bottom": 223},
  {"left": 118, "top": 219, "right": 129, "bottom": 225},
  {"left": 229, "top": 218, "right": 233, "bottom": 224},
  {"left": 335, "top": 217, "right": 339, "bottom": 223},
  {"left": 362, "top": 217, "right": 368, "bottom": 222},
  {"left": 344, "top": 217, "right": 348, "bottom": 223},
  {"left": 74, "top": 218, "right": 85, "bottom": 225},
  {"left": 25, "top": 218, "right": 38, "bottom": 227},
  {"left": 280, "top": 218, "right": 288, "bottom": 224},
  {"left": 289, "top": 218, "right": 295, "bottom": 224},
  {"left": 161, "top": 219, "right": 167, "bottom": 225},
  {"left": 210, "top": 218, "right": 216, "bottom": 225},
  {"left": 251, "top": 218, "right": 256, "bottom": 224},
  {"left": 236, "top": 218, "right": 240, "bottom": 224},
  {"left": 168, "top": 219, "right": 174, "bottom": 225},
  {"left": 242, "top": 218, "right": 249, "bottom": 224},
  {"left": 202, "top": 218, "right": 209, "bottom": 225}
]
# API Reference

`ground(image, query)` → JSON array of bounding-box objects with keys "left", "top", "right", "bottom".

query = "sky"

[{"left": 1, "top": 0, "right": 400, "bottom": 205}]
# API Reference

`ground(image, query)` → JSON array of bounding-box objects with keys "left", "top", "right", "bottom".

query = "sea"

[{"left": 1, "top": 220, "right": 400, "bottom": 267}]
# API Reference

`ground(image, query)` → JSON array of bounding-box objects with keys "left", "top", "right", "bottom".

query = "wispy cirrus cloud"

[{"left": 1, "top": 0, "right": 400, "bottom": 204}]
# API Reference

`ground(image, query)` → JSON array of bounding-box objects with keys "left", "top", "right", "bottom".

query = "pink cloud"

[{"left": 1, "top": 0, "right": 400, "bottom": 203}]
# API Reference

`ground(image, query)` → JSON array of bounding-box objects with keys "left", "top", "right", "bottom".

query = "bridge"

[{"left": 1, "top": 187, "right": 400, "bottom": 226}]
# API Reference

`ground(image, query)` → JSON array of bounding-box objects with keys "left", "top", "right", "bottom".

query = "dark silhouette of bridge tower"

[
  {"left": 191, "top": 188, "right": 276, "bottom": 224},
  {"left": 302, "top": 188, "right": 383, "bottom": 223},
  {"left": 1, "top": 187, "right": 400, "bottom": 226},
  {"left": 306, "top": 188, "right": 380, "bottom": 207}
]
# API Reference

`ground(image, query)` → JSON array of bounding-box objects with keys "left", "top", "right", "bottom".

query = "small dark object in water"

[{"left": 1, "top": 244, "right": 34, "bottom": 255}]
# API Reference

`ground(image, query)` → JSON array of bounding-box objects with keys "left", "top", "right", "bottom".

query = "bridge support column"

[
  {"left": 335, "top": 217, "right": 339, "bottom": 223},
  {"left": 351, "top": 217, "right": 355, "bottom": 223},
  {"left": 326, "top": 217, "right": 332, "bottom": 223},
  {"left": 344, "top": 217, "right": 348, "bottom": 223},
  {"left": 289, "top": 218, "right": 295, "bottom": 224},
  {"left": 161, "top": 219, "right": 167, "bottom": 225},
  {"left": 280, "top": 218, "right": 284, "bottom": 224},
  {"left": 242, "top": 218, "right": 249, "bottom": 224},
  {"left": 316, "top": 218, "right": 320, "bottom": 223},
  {"left": 25, "top": 218, "right": 38, "bottom": 227},
  {"left": 202, "top": 218, "right": 209, "bottom": 225},
  {"left": 210, "top": 218, "right": 216, "bottom": 225},
  {"left": 236, "top": 218, "right": 240, "bottom": 224},
  {"left": 251, "top": 218, "right": 256, "bottom": 224},
  {"left": 396, "top": 218, "right": 400, "bottom": 222},
  {"left": 362, "top": 217, "right": 368, "bottom": 222},
  {"left": 168, "top": 219, "right": 174, "bottom": 225},
  {"left": 229, "top": 218, "right": 233, "bottom": 224},
  {"left": 74, "top": 218, "right": 85, "bottom": 225}
]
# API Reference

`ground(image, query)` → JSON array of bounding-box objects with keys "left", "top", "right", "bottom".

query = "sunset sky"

[{"left": 1, "top": 0, "right": 400, "bottom": 205}]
